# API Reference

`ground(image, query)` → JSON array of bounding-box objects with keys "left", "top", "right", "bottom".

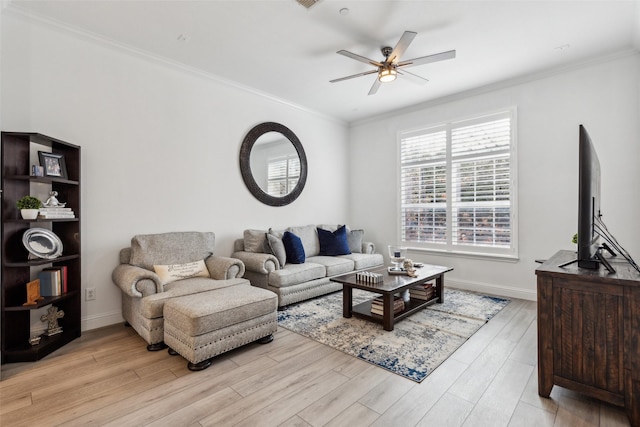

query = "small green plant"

[
  {"left": 16, "top": 196, "right": 42, "bottom": 210},
  {"left": 572, "top": 233, "right": 578, "bottom": 244}
]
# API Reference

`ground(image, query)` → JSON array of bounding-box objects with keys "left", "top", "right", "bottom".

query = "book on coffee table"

[
  {"left": 409, "top": 283, "right": 436, "bottom": 300},
  {"left": 371, "top": 296, "right": 404, "bottom": 315}
]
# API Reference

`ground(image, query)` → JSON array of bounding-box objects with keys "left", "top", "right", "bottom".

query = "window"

[
  {"left": 267, "top": 155, "right": 300, "bottom": 197},
  {"left": 399, "top": 110, "right": 516, "bottom": 257}
]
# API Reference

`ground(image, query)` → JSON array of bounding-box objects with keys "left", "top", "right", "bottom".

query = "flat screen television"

[
  {"left": 577, "top": 124, "right": 603, "bottom": 269},
  {"left": 565, "top": 124, "right": 640, "bottom": 274}
]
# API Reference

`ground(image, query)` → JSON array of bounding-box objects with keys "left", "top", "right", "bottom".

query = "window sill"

[{"left": 406, "top": 247, "right": 519, "bottom": 263}]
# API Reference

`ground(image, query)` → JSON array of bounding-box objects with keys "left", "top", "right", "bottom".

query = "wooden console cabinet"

[{"left": 536, "top": 250, "right": 640, "bottom": 426}]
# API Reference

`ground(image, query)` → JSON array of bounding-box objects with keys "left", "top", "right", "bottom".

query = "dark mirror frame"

[{"left": 239, "top": 122, "right": 308, "bottom": 207}]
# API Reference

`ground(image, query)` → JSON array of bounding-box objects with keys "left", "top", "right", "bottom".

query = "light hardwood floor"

[{"left": 0, "top": 297, "right": 632, "bottom": 426}]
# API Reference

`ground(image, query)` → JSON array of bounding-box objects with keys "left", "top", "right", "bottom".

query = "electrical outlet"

[{"left": 85, "top": 288, "right": 96, "bottom": 301}]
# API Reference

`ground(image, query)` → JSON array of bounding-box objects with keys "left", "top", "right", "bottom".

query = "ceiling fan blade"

[
  {"left": 368, "top": 78, "right": 382, "bottom": 96},
  {"left": 397, "top": 69, "right": 429, "bottom": 85},
  {"left": 398, "top": 50, "right": 456, "bottom": 68},
  {"left": 388, "top": 31, "right": 417, "bottom": 64},
  {"left": 337, "top": 50, "right": 383, "bottom": 67},
  {"left": 330, "top": 69, "right": 378, "bottom": 83}
]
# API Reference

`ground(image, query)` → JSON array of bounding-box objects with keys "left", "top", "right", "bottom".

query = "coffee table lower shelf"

[{"left": 352, "top": 297, "right": 439, "bottom": 325}]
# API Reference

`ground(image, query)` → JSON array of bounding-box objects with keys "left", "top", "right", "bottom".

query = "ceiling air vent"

[{"left": 296, "top": 0, "right": 319, "bottom": 9}]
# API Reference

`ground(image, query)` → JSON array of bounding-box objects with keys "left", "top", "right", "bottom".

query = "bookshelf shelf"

[
  {"left": 4, "top": 291, "right": 79, "bottom": 311},
  {"left": 2, "top": 329, "right": 80, "bottom": 362},
  {"left": 5, "top": 218, "right": 80, "bottom": 224},
  {"left": 4, "top": 174, "right": 80, "bottom": 186},
  {"left": 1, "top": 132, "right": 82, "bottom": 364},
  {"left": 4, "top": 254, "right": 80, "bottom": 268}
]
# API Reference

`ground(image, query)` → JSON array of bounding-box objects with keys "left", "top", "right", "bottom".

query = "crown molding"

[
  {"left": 4, "top": 4, "right": 347, "bottom": 127},
  {"left": 351, "top": 48, "right": 640, "bottom": 128}
]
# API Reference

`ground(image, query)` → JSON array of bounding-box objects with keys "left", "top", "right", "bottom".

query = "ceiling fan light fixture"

[
  {"left": 378, "top": 67, "right": 397, "bottom": 83},
  {"left": 331, "top": 31, "right": 456, "bottom": 94}
]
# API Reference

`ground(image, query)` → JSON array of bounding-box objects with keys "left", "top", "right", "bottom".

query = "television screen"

[{"left": 577, "top": 125, "right": 601, "bottom": 269}]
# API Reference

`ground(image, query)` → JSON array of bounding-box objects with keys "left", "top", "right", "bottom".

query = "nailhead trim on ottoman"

[{"left": 163, "top": 284, "right": 277, "bottom": 367}]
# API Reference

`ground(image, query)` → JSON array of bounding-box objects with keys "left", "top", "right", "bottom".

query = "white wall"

[
  {"left": 348, "top": 53, "right": 640, "bottom": 300},
  {"left": 1, "top": 12, "right": 350, "bottom": 330},
  {"left": 2, "top": 11, "right": 639, "bottom": 333}
]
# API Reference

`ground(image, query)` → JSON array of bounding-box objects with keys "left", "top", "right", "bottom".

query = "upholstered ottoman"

[{"left": 163, "top": 284, "right": 277, "bottom": 370}]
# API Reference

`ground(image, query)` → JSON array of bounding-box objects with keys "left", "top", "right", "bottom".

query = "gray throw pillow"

[
  {"left": 286, "top": 224, "right": 319, "bottom": 257},
  {"left": 130, "top": 232, "right": 215, "bottom": 271},
  {"left": 266, "top": 233, "right": 286, "bottom": 267},
  {"left": 348, "top": 229, "right": 364, "bottom": 253},
  {"left": 243, "top": 229, "right": 267, "bottom": 253}
]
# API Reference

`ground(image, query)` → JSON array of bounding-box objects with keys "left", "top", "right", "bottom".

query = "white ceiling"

[{"left": 6, "top": 0, "right": 640, "bottom": 123}]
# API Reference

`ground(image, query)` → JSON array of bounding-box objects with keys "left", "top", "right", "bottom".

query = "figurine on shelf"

[
  {"left": 41, "top": 305, "right": 64, "bottom": 336},
  {"left": 43, "top": 191, "right": 66, "bottom": 208}
]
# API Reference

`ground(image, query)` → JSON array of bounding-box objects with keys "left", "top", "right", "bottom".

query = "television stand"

[
  {"left": 537, "top": 250, "right": 640, "bottom": 427},
  {"left": 595, "top": 248, "right": 616, "bottom": 273},
  {"left": 600, "top": 242, "right": 616, "bottom": 257},
  {"left": 558, "top": 244, "right": 616, "bottom": 273}
]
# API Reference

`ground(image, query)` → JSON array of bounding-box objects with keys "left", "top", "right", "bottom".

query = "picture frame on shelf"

[{"left": 38, "top": 151, "right": 68, "bottom": 179}]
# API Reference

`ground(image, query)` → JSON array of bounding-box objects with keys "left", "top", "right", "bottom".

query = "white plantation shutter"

[
  {"left": 451, "top": 117, "right": 511, "bottom": 248},
  {"left": 399, "top": 111, "right": 516, "bottom": 256},
  {"left": 267, "top": 155, "right": 300, "bottom": 197},
  {"left": 400, "top": 127, "right": 447, "bottom": 244}
]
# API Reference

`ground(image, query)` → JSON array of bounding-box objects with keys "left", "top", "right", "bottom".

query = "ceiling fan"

[{"left": 330, "top": 31, "right": 456, "bottom": 95}]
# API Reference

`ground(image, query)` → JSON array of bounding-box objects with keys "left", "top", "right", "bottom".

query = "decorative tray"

[
  {"left": 388, "top": 267, "right": 409, "bottom": 275},
  {"left": 387, "top": 263, "right": 424, "bottom": 275},
  {"left": 22, "top": 228, "right": 63, "bottom": 259}
]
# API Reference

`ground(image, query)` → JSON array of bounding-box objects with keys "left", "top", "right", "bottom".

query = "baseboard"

[
  {"left": 81, "top": 310, "right": 124, "bottom": 332},
  {"left": 446, "top": 278, "right": 536, "bottom": 301}
]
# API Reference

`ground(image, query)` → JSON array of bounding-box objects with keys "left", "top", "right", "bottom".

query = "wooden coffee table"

[{"left": 330, "top": 264, "right": 453, "bottom": 331}]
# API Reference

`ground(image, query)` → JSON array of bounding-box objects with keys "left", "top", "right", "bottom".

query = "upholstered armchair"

[{"left": 112, "top": 231, "right": 248, "bottom": 350}]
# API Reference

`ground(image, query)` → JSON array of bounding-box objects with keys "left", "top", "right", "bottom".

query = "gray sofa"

[
  {"left": 112, "top": 231, "right": 249, "bottom": 350},
  {"left": 232, "top": 224, "right": 384, "bottom": 308}
]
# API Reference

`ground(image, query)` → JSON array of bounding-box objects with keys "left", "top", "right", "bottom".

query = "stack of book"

[
  {"left": 39, "top": 206, "right": 75, "bottom": 219},
  {"left": 409, "top": 283, "right": 436, "bottom": 301},
  {"left": 371, "top": 296, "right": 404, "bottom": 316},
  {"left": 38, "top": 266, "right": 68, "bottom": 296}
]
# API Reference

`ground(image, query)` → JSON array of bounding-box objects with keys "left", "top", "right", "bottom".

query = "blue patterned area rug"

[{"left": 278, "top": 288, "right": 510, "bottom": 382}]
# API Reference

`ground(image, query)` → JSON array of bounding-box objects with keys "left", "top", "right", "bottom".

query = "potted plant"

[{"left": 16, "top": 196, "right": 42, "bottom": 220}]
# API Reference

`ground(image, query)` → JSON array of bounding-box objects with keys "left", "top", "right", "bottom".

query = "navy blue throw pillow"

[
  {"left": 317, "top": 225, "right": 352, "bottom": 256},
  {"left": 282, "top": 231, "right": 305, "bottom": 264}
]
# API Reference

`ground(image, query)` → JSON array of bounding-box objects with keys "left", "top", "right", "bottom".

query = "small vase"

[{"left": 20, "top": 209, "right": 39, "bottom": 220}]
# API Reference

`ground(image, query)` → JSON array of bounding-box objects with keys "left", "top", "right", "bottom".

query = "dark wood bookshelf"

[{"left": 1, "top": 132, "right": 82, "bottom": 363}]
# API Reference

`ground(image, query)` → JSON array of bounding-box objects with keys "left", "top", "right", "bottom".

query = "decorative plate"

[{"left": 22, "top": 228, "right": 63, "bottom": 259}]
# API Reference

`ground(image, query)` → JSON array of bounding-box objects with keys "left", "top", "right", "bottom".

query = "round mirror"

[{"left": 239, "top": 122, "right": 307, "bottom": 206}]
